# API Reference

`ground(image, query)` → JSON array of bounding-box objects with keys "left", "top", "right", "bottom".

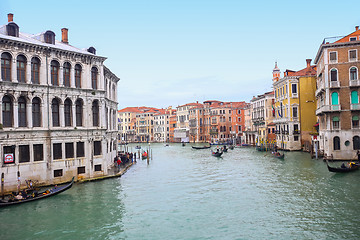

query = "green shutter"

[
  {"left": 332, "top": 116, "right": 339, "bottom": 121},
  {"left": 353, "top": 116, "right": 359, "bottom": 121}
]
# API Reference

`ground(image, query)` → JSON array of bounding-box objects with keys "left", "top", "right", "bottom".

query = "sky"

[{"left": 1, "top": 0, "right": 360, "bottom": 109}]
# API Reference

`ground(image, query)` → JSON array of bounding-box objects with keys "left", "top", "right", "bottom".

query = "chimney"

[
  {"left": 356, "top": 26, "right": 359, "bottom": 31},
  {"left": 8, "top": 13, "right": 13, "bottom": 22},
  {"left": 306, "top": 59, "right": 311, "bottom": 68},
  {"left": 61, "top": 28, "right": 68, "bottom": 44}
]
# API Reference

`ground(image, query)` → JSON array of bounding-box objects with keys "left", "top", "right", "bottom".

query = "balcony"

[
  {"left": 351, "top": 103, "right": 360, "bottom": 110},
  {"left": 316, "top": 104, "right": 341, "bottom": 115},
  {"left": 350, "top": 80, "right": 360, "bottom": 87},
  {"left": 315, "top": 81, "right": 325, "bottom": 96},
  {"left": 293, "top": 130, "right": 300, "bottom": 135},
  {"left": 329, "top": 81, "right": 340, "bottom": 88}
]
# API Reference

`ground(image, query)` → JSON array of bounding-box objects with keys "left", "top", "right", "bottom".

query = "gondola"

[
  {"left": 192, "top": 146, "right": 211, "bottom": 149},
  {"left": 182, "top": 143, "right": 186, "bottom": 147},
  {"left": 222, "top": 146, "right": 228, "bottom": 152},
  {"left": 326, "top": 160, "right": 359, "bottom": 173},
  {"left": 272, "top": 152, "right": 284, "bottom": 159},
  {"left": 0, "top": 177, "right": 74, "bottom": 207},
  {"left": 211, "top": 151, "right": 223, "bottom": 157},
  {"left": 229, "top": 145, "right": 234, "bottom": 150},
  {"left": 135, "top": 146, "right": 141, "bottom": 149}
]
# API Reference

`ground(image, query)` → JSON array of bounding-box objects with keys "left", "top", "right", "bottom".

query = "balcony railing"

[
  {"left": 316, "top": 104, "right": 341, "bottom": 115},
  {"left": 329, "top": 81, "right": 340, "bottom": 88},
  {"left": 293, "top": 130, "right": 300, "bottom": 135},
  {"left": 350, "top": 80, "right": 360, "bottom": 87},
  {"left": 351, "top": 103, "right": 360, "bottom": 110}
]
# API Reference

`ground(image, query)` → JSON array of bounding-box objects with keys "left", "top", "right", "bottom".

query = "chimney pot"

[
  {"left": 61, "top": 28, "right": 68, "bottom": 44},
  {"left": 306, "top": 59, "right": 311, "bottom": 68},
  {"left": 8, "top": 13, "right": 13, "bottom": 22},
  {"left": 356, "top": 26, "right": 359, "bottom": 31}
]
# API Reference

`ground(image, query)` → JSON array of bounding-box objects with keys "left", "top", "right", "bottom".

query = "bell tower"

[{"left": 272, "top": 62, "right": 280, "bottom": 83}]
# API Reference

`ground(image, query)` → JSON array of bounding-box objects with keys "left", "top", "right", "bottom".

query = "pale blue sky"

[{"left": 1, "top": 0, "right": 360, "bottom": 109}]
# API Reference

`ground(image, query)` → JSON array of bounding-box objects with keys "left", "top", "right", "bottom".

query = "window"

[
  {"left": 32, "top": 97, "right": 41, "bottom": 127},
  {"left": 3, "top": 146, "right": 15, "bottom": 164},
  {"left": 1, "top": 52, "right": 12, "bottom": 81},
  {"left": 78, "top": 166, "right": 86, "bottom": 174},
  {"left": 94, "top": 164, "right": 102, "bottom": 171},
  {"left": 76, "top": 142, "right": 85, "bottom": 157},
  {"left": 17, "top": 55, "right": 26, "bottom": 83},
  {"left": 54, "top": 169, "right": 63, "bottom": 177},
  {"left": 292, "top": 107, "right": 298, "bottom": 118},
  {"left": 91, "top": 67, "right": 98, "bottom": 90},
  {"left": 332, "top": 116, "right": 340, "bottom": 129},
  {"left": 51, "top": 60, "right": 59, "bottom": 86},
  {"left": 330, "top": 69, "right": 338, "bottom": 81},
  {"left": 353, "top": 136, "right": 360, "bottom": 150},
  {"left": 52, "top": 98, "right": 60, "bottom": 127},
  {"left": 351, "top": 91, "right": 359, "bottom": 104},
  {"left": 330, "top": 52, "right": 337, "bottom": 62},
  {"left": 63, "top": 62, "right": 71, "bottom": 87},
  {"left": 7, "top": 23, "right": 19, "bottom": 37},
  {"left": 33, "top": 144, "right": 43, "bottom": 161},
  {"left": 75, "top": 64, "right": 82, "bottom": 88},
  {"left": 333, "top": 136, "right": 341, "bottom": 150},
  {"left": 64, "top": 98, "right": 72, "bottom": 127},
  {"left": 349, "top": 50, "right": 357, "bottom": 61},
  {"left": 92, "top": 100, "right": 99, "bottom": 127},
  {"left": 65, "top": 142, "right": 74, "bottom": 159},
  {"left": 18, "top": 96, "right": 27, "bottom": 127},
  {"left": 75, "top": 99, "right": 83, "bottom": 126},
  {"left": 350, "top": 67, "right": 358, "bottom": 80},
  {"left": 331, "top": 92, "right": 339, "bottom": 105},
  {"left": 53, "top": 143, "right": 62, "bottom": 160},
  {"left": 31, "top": 57, "right": 40, "bottom": 84},
  {"left": 294, "top": 136, "right": 299, "bottom": 141},
  {"left": 2, "top": 95, "right": 13, "bottom": 127},
  {"left": 94, "top": 141, "right": 102, "bottom": 156},
  {"left": 350, "top": 37, "right": 357, "bottom": 41},
  {"left": 44, "top": 31, "right": 55, "bottom": 44},
  {"left": 352, "top": 116, "right": 359, "bottom": 128},
  {"left": 19, "top": 145, "right": 30, "bottom": 163}
]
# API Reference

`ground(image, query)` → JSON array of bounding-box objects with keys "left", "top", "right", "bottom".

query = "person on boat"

[
  {"left": 341, "top": 162, "right": 346, "bottom": 168},
  {"left": 216, "top": 148, "right": 219, "bottom": 153}
]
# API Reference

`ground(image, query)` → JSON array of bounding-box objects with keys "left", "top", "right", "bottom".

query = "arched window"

[
  {"left": 63, "top": 62, "right": 71, "bottom": 87},
  {"left": 64, "top": 98, "right": 72, "bottom": 127},
  {"left": 353, "top": 136, "right": 360, "bottom": 150},
  {"left": 32, "top": 97, "right": 41, "bottom": 127},
  {"left": 331, "top": 92, "right": 339, "bottom": 105},
  {"left": 44, "top": 31, "right": 55, "bottom": 44},
  {"left": 75, "top": 99, "right": 83, "bottom": 127},
  {"left": 17, "top": 55, "right": 27, "bottom": 83},
  {"left": 92, "top": 100, "right": 99, "bottom": 126},
  {"left": 350, "top": 67, "right": 358, "bottom": 80},
  {"left": 333, "top": 136, "right": 340, "bottom": 150},
  {"left": 330, "top": 69, "right": 338, "bottom": 81},
  {"left": 351, "top": 91, "right": 359, "bottom": 104},
  {"left": 51, "top": 60, "right": 59, "bottom": 86},
  {"left": 18, "top": 96, "right": 27, "bottom": 127},
  {"left": 75, "top": 64, "right": 82, "bottom": 88},
  {"left": 52, "top": 98, "right": 60, "bottom": 127},
  {"left": 91, "top": 67, "right": 98, "bottom": 90},
  {"left": 31, "top": 57, "right": 40, "bottom": 84},
  {"left": 6, "top": 23, "right": 19, "bottom": 37},
  {"left": 1, "top": 52, "right": 12, "bottom": 81},
  {"left": 2, "top": 95, "right": 13, "bottom": 127}
]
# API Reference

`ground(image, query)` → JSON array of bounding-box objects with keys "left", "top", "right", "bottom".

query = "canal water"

[{"left": 1, "top": 144, "right": 360, "bottom": 240}]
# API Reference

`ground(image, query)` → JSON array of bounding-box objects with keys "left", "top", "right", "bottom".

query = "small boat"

[
  {"left": 192, "top": 145, "right": 211, "bottom": 149},
  {"left": 135, "top": 145, "right": 141, "bottom": 149},
  {"left": 272, "top": 152, "right": 284, "bottom": 159},
  {"left": 182, "top": 143, "right": 186, "bottom": 147},
  {"left": 164, "top": 144, "right": 169, "bottom": 147},
  {"left": 222, "top": 146, "right": 228, "bottom": 152},
  {"left": 229, "top": 145, "right": 234, "bottom": 150},
  {"left": 0, "top": 177, "right": 74, "bottom": 207},
  {"left": 326, "top": 161, "right": 359, "bottom": 173},
  {"left": 211, "top": 151, "right": 223, "bottom": 157}
]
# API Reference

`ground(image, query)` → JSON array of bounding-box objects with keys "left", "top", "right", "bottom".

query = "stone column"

[
  {"left": 59, "top": 103, "right": 64, "bottom": 127},
  {"left": 12, "top": 58, "right": 17, "bottom": 83},
  {"left": 72, "top": 103, "right": 76, "bottom": 127},
  {"left": 26, "top": 61, "right": 31, "bottom": 83},
  {"left": 27, "top": 102, "right": 32, "bottom": 128},
  {"left": 70, "top": 65, "right": 75, "bottom": 88},
  {"left": 59, "top": 66, "right": 64, "bottom": 87},
  {"left": 13, "top": 102, "right": 18, "bottom": 128}
]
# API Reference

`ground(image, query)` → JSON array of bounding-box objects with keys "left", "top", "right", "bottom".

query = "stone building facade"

[{"left": 0, "top": 14, "right": 119, "bottom": 192}]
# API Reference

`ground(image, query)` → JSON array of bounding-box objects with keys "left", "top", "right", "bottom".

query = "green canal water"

[{"left": 1, "top": 144, "right": 360, "bottom": 240}]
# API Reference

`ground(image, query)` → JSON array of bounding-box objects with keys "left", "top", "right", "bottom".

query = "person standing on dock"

[{"left": 117, "top": 157, "right": 122, "bottom": 171}]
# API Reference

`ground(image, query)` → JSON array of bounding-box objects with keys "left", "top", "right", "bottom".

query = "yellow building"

[{"left": 273, "top": 60, "right": 317, "bottom": 151}]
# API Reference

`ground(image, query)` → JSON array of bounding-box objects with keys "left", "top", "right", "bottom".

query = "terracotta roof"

[
  {"left": 288, "top": 65, "right": 317, "bottom": 77},
  {"left": 335, "top": 27, "right": 360, "bottom": 43}
]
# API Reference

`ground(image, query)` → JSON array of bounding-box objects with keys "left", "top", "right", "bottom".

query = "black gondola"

[
  {"left": 222, "top": 146, "right": 228, "bottom": 152},
  {"left": 211, "top": 151, "right": 223, "bottom": 157},
  {"left": 272, "top": 152, "right": 284, "bottom": 159},
  {"left": 0, "top": 177, "right": 74, "bottom": 207},
  {"left": 192, "top": 146, "right": 211, "bottom": 149},
  {"left": 326, "top": 160, "right": 359, "bottom": 173}
]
